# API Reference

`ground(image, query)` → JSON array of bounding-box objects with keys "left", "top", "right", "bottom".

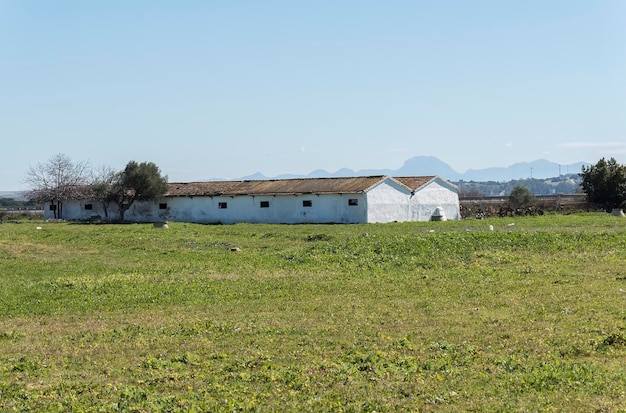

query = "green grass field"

[{"left": 1, "top": 214, "right": 625, "bottom": 412}]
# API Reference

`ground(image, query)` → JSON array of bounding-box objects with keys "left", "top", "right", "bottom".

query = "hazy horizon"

[{"left": 0, "top": 155, "right": 591, "bottom": 193}]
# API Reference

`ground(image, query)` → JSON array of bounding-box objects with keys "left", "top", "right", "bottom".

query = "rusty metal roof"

[
  {"left": 393, "top": 176, "right": 436, "bottom": 191},
  {"left": 165, "top": 176, "right": 391, "bottom": 197}
]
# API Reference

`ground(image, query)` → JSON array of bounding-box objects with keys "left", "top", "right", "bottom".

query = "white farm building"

[{"left": 47, "top": 175, "right": 460, "bottom": 224}]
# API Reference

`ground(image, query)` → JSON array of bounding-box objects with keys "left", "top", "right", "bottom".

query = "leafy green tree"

[
  {"left": 580, "top": 157, "right": 626, "bottom": 212},
  {"left": 112, "top": 161, "right": 168, "bottom": 221},
  {"left": 508, "top": 186, "right": 535, "bottom": 209}
]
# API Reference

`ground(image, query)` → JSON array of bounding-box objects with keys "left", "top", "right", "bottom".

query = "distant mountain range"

[
  {"left": 239, "top": 156, "right": 589, "bottom": 182},
  {"left": 2, "top": 157, "right": 589, "bottom": 198}
]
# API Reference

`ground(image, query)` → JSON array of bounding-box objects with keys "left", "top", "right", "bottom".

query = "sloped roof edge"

[
  {"left": 394, "top": 176, "right": 459, "bottom": 193},
  {"left": 163, "top": 175, "right": 453, "bottom": 198},
  {"left": 164, "top": 176, "right": 389, "bottom": 197}
]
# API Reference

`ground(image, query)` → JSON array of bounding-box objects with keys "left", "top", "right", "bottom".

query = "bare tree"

[
  {"left": 89, "top": 164, "right": 119, "bottom": 220},
  {"left": 25, "top": 154, "right": 90, "bottom": 219}
]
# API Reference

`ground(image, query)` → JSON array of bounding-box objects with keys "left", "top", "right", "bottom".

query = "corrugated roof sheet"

[
  {"left": 393, "top": 176, "right": 436, "bottom": 191},
  {"left": 165, "top": 176, "right": 390, "bottom": 197}
]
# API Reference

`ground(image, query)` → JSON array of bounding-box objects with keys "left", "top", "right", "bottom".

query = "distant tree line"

[
  {"left": 456, "top": 175, "right": 582, "bottom": 197},
  {"left": 0, "top": 198, "right": 37, "bottom": 208},
  {"left": 25, "top": 154, "right": 168, "bottom": 221},
  {"left": 460, "top": 157, "right": 626, "bottom": 214}
]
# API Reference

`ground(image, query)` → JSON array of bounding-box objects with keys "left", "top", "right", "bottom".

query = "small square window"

[
  {"left": 159, "top": 203, "right": 167, "bottom": 210},
  {"left": 84, "top": 204, "right": 93, "bottom": 210},
  {"left": 260, "top": 201, "right": 270, "bottom": 208},
  {"left": 218, "top": 202, "right": 228, "bottom": 209},
  {"left": 348, "top": 199, "right": 358, "bottom": 206},
  {"left": 303, "top": 200, "right": 312, "bottom": 207},
  {"left": 49, "top": 204, "right": 57, "bottom": 211}
]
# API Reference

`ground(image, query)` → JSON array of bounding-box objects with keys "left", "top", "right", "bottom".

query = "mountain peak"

[{"left": 397, "top": 156, "right": 461, "bottom": 179}]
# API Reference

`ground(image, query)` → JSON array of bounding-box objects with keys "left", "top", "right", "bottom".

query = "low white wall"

[
  {"left": 122, "top": 193, "right": 368, "bottom": 224},
  {"left": 45, "top": 201, "right": 113, "bottom": 221}
]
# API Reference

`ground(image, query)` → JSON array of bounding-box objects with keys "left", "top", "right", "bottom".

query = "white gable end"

[
  {"left": 410, "top": 178, "right": 460, "bottom": 221},
  {"left": 365, "top": 178, "right": 411, "bottom": 223}
]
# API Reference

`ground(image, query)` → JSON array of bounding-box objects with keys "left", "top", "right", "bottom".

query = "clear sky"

[{"left": 1, "top": 1, "right": 625, "bottom": 190}]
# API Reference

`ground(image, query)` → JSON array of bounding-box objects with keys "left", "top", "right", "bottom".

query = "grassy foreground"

[{"left": 1, "top": 215, "right": 625, "bottom": 412}]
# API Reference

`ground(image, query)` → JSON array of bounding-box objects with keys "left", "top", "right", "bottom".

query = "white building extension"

[
  {"left": 395, "top": 176, "right": 462, "bottom": 221},
  {"left": 47, "top": 175, "right": 460, "bottom": 224}
]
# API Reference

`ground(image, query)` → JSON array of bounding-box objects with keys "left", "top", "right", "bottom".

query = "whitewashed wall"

[
  {"left": 117, "top": 193, "right": 368, "bottom": 224},
  {"left": 409, "top": 178, "right": 460, "bottom": 221},
  {"left": 365, "top": 179, "right": 411, "bottom": 223},
  {"left": 45, "top": 201, "right": 111, "bottom": 221}
]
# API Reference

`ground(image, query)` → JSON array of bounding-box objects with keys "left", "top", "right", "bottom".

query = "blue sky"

[{"left": 1, "top": 1, "right": 625, "bottom": 190}]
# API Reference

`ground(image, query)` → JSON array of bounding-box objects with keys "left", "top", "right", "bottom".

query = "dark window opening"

[
  {"left": 49, "top": 204, "right": 57, "bottom": 211},
  {"left": 260, "top": 201, "right": 270, "bottom": 208},
  {"left": 303, "top": 200, "right": 312, "bottom": 207},
  {"left": 84, "top": 204, "right": 93, "bottom": 210},
  {"left": 159, "top": 203, "right": 167, "bottom": 210},
  {"left": 348, "top": 199, "right": 358, "bottom": 206},
  {"left": 218, "top": 202, "right": 228, "bottom": 209}
]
